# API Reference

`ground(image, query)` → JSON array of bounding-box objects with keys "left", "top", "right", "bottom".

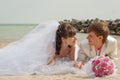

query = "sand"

[{"left": 0, "top": 33, "right": 119, "bottom": 80}]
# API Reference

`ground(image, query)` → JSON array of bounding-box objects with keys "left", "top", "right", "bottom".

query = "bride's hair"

[{"left": 55, "top": 23, "right": 76, "bottom": 55}]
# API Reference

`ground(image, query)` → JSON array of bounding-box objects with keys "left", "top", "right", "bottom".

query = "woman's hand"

[
  {"left": 47, "top": 56, "right": 55, "bottom": 65},
  {"left": 69, "top": 41, "right": 76, "bottom": 60},
  {"left": 74, "top": 61, "right": 85, "bottom": 69}
]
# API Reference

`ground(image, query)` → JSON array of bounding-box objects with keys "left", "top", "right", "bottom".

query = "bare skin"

[{"left": 47, "top": 36, "right": 76, "bottom": 65}]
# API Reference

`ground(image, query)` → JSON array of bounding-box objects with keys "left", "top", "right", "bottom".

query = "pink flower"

[
  {"left": 101, "top": 62, "right": 107, "bottom": 67},
  {"left": 92, "top": 55, "right": 115, "bottom": 77},
  {"left": 103, "top": 57, "right": 110, "bottom": 62},
  {"left": 92, "top": 60, "right": 96, "bottom": 64},
  {"left": 104, "top": 71, "right": 109, "bottom": 75},
  {"left": 92, "top": 66, "right": 96, "bottom": 72},
  {"left": 98, "top": 68, "right": 104, "bottom": 73},
  {"left": 109, "top": 69, "right": 114, "bottom": 74},
  {"left": 94, "top": 60, "right": 100, "bottom": 65},
  {"left": 98, "top": 55, "right": 104, "bottom": 59}
]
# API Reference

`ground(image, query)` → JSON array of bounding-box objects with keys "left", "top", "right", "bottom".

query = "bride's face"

[{"left": 62, "top": 35, "right": 77, "bottom": 47}]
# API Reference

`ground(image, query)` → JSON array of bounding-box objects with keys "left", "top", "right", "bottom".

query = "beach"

[{"left": 0, "top": 32, "right": 119, "bottom": 80}]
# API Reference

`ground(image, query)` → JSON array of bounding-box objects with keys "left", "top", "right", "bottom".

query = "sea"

[{"left": 0, "top": 24, "right": 37, "bottom": 42}]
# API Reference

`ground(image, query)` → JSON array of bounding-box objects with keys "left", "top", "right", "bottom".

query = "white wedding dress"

[{"left": 0, "top": 20, "right": 82, "bottom": 75}]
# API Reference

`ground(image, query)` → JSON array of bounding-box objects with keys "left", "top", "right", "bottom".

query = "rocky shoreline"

[{"left": 59, "top": 18, "right": 120, "bottom": 35}]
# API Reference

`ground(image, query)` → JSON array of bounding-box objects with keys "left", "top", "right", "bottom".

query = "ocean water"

[{"left": 0, "top": 24, "right": 37, "bottom": 42}]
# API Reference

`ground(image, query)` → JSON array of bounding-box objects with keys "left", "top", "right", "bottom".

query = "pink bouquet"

[{"left": 92, "top": 55, "right": 115, "bottom": 77}]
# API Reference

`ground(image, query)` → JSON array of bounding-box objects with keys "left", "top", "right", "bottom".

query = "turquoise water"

[{"left": 0, "top": 24, "right": 37, "bottom": 42}]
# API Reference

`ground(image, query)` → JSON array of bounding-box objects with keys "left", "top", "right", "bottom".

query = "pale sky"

[{"left": 0, "top": 0, "right": 120, "bottom": 24}]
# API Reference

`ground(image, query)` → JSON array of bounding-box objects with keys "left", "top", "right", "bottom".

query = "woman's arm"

[
  {"left": 47, "top": 56, "right": 55, "bottom": 65},
  {"left": 69, "top": 46, "right": 75, "bottom": 60},
  {"left": 74, "top": 61, "right": 85, "bottom": 69},
  {"left": 47, "top": 55, "right": 60, "bottom": 65}
]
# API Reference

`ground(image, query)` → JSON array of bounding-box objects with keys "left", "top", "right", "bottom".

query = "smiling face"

[
  {"left": 55, "top": 23, "right": 77, "bottom": 55},
  {"left": 87, "top": 31, "right": 103, "bottom": 46},
  {"left": 87, "top": 22, "right": 109, "bottom": 44},
  {"left": 62, "top": 35, "right": 77, "bottom": 47}
]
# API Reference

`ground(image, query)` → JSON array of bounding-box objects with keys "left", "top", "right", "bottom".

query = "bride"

[{"left": 0, "top": 20, "right": 80, "bottom": 75}]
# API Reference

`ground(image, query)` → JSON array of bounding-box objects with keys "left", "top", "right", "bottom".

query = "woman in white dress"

[
  {"left": 48, "top": 21, "right": 77, "bottom": 64},
  {"left": 0, "top": 20, "right": 80, "bottom": 75}
]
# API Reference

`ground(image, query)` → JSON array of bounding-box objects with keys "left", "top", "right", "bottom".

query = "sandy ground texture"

[{"left": 0, "top": 33, "right": 119, "bottom": 80}]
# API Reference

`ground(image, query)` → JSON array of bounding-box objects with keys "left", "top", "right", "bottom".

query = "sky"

[{"left": 0, "top": 0, "right": 120, "bottom": 24}]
